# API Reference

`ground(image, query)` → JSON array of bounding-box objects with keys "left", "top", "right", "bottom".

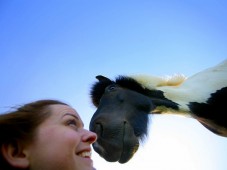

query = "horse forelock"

[
  {"left": 90, "top": 79, "right": 114, "bottom": 107},
  {"left": 115, "top": 75, "right": 150, "bottom": 96},
  {"left": 91, "top": 75, "right": 157, "bottom": 107}
]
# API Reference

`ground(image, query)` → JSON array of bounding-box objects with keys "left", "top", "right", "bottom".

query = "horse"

[{"left": 89, "top": 59, "right": 227, "bottom": 163}]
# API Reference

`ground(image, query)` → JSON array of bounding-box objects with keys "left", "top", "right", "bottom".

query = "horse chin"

[
  {"left": 92, "top": 123, "right": 140, "bottom": 163},
  {"left": 92, "top": 139, "right": 122, "bottom": 162},
  {"left": 119, "top": 122, "right": 140, "bottom": 163}
]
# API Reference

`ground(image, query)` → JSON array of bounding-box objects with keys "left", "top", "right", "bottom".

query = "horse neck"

[{"left": 152, "top": 85, "right": 192, "bottom": 117}]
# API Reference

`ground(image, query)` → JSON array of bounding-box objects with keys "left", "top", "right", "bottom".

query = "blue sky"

[{"left": 0, "top": 1, "right": 227, "bottom": 170}]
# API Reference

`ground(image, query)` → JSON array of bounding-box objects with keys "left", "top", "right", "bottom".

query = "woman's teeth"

[{"left": 78, "top": 151, "right": 91, "bottom": 158}]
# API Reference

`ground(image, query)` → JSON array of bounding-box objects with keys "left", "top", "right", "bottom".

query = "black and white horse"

[{"left": 89, "top": 59, "right": 227, "bottom": 163}]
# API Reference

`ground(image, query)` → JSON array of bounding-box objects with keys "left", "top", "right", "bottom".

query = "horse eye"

[{"left": 106, "top": 85, "right": 117, "bottom": 92}]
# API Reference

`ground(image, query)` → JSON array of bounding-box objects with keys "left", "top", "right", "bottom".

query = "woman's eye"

[{"left": 67, "top": 119, "right": 77, "bottom": 127}]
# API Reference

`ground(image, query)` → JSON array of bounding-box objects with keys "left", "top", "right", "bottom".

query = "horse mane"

[
  {"left": 130, "top": 74, "right": 186, "bottom": 89},
  {"left": 90, "top": 74, "right": 186, "bottom": 107}
]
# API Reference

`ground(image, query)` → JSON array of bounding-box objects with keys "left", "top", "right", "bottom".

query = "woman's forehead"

[{"left": 48, "top": 104, "right": 82, "bottom": 120}]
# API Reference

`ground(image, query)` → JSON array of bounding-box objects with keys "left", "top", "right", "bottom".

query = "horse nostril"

[
  {"left": 123, "top": 120, "right": 128, "bottom": 125},
  {"left": 94, "top": 123, "right": 103, "bottom": 137}
]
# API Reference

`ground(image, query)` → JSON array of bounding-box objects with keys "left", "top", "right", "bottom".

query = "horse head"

[{"left": 89, "top": 75, "right": 154, "bottom": 163}]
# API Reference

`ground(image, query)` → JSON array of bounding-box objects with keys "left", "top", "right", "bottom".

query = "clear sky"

[{"left": 0, "top": 1, "right": 227, "bottom": 170}]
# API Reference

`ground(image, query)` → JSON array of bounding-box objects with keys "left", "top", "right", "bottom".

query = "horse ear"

[{"left": 96, "top": 75, "right": 112, "bottom": 82}]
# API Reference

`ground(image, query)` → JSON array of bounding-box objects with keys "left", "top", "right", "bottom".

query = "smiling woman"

[{"left": 0, "top": 99, "right": 97, "bottom": 170}]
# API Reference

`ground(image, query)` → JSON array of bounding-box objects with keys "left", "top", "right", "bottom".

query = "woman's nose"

[{"left": 82, "top": 129, "right": 97, "bottom": 144}]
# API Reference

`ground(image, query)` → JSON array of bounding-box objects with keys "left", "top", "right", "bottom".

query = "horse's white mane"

[{"left": 131, "top": 74, "right": 187, "bottom": 90}]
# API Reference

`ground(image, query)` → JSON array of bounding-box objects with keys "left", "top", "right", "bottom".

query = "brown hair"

[{"left": 0, "top": 99, "right": 69, "bottom": 169}]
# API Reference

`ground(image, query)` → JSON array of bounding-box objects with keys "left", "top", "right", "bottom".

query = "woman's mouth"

[{"left": 77, "top": 151, "right": 92, "bottom": 158}]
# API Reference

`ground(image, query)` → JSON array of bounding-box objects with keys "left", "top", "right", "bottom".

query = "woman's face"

[{"left": 27, "top": 104, "right": 97, "bottom": 170}]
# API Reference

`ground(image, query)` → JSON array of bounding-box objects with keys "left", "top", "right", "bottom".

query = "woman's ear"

[{"left": 1, "top": 142, "right": 29, "bottom": 168}]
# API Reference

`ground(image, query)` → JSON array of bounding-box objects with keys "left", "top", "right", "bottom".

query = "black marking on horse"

[{"left": 189, "top": 87, "right": 227, "bottom": 129}]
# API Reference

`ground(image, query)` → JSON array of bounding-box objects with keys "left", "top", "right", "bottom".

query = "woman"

[{"left": 0, "top": 99, "right": 97, "bottom": 170}]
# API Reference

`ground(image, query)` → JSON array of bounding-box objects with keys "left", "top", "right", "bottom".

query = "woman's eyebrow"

[{"left": 63, "top": 113, "right": 79, "bottom": 119}]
